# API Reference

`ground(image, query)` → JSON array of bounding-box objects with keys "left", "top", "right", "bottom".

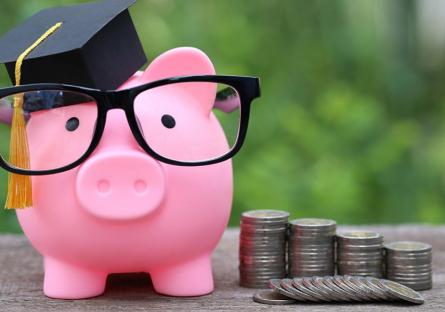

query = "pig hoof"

[
  {"left": 43, "top": 257, "right": 107, "bottom": 299},
  {"left": 150, "top": 255, "right": 213, "bottom": 296}
]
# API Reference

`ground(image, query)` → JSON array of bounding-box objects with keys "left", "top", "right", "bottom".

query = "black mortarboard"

[{"left": 0, "top": 0, "right": 147, "bottom": 90}]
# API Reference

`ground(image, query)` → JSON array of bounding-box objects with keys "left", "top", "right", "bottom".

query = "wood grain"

[{"left": 0, "top": 225, "right": 444, "bottom": 311}]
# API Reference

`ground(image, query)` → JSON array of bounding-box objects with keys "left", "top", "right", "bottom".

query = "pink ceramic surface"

[{"left": 15, "top": 47, "right": 233, "bottom": 299}]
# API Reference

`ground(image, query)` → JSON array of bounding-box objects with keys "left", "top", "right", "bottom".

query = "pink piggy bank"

[{"left": 13, "top": 47, "right": 240, "bottom": 299}]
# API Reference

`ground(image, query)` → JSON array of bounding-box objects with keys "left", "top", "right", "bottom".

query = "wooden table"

[{"left": 0, "top": 225, "right": 444, "bottom": 311}]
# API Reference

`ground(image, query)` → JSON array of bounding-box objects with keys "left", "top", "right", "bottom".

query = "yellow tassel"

[{"left": 5, "top": 22, "right": 63, "bottom": 209}]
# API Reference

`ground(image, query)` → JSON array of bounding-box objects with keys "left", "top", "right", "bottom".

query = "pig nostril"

[
  {"left": 134, "top": 180, "right": 147, "bottom": 194},
  {"left": 97, "top": 180, "right": 111, "bottom": 194}
]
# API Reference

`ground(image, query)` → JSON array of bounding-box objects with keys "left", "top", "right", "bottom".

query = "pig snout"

[{"left": 75, "top": 150, "right": 165, "bottom": 220}]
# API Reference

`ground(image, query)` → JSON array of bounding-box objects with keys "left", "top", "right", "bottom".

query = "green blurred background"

[{"left": 1, "top": 0, "right": 445, "bottom": 232}]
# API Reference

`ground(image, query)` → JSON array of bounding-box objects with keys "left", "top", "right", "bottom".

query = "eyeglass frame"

[{"left": 0, "top": 75, "right": 261, "bottom": 176}]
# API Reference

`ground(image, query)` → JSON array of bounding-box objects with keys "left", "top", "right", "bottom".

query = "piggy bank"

[{"left": 14, "top": 48, "right": 234, "bottom": 299}]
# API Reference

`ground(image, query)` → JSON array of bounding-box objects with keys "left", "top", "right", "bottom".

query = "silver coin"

[
  {"left": 386, "top": 259, "right": 431, "bottom": 266},
  {"left": 340, "top": 273, "right": 383, "bottom": 278},
  {"left": 337, "top": 241, "right": 383, "bottom": 252},
  {"left": 252, "top": 290, "right": 296, "bottom": 305},
  {"left": 289, "top": 230, "right": 334, "bottom": 234},
  {"left": 338, "top": 258, "right": 382, "bottom": 264},
  {"left": 240, "top": 262, "right": 286, "bottom": 268},
  {"left": 240, "top": 237, "right": 286, "bottom": 244},
  {"left": 386, "top": 259, "right": 432, "bottom": 266},
  {"left": 338, "top": 263, "right": 383, "bottom": 269},
  {"left": 390, "top": 281, "right": 432, "bottom": 291},
  {"left": 384, "top": 241, "right": 432, "bottom": 253},
  {"left": 386, "top": 254, "right": 432, "bottom": 262},
  {"left": 240, "top": 253, "right": 285, "bottom": 259},
  {"left": 338, "top": 265, "right": 382, "bottom": 272},
  {"left": 240, "top": 272, "right": 287, "bottom": 278},
  {"left": 241, "top": 266, "right": 286, "bottom": 272},
  {"left": 290, "top": 232, "right": 336, "bottom": 238},
  {"left": 240, "top": 228, "right": 287, "bottom": 234},
  {"left": 364, "top": 277, "right": 395, "bottom": 300},
  {"left": 386, "top": 270, "right": 432, "bottom": 277},
  {"left": 346, "top": 276, "right": 381, "bottom": 301},
  {"left": 240, "top": 270, "right": 287, "bottom": 277},
  {"left": 240, "top": 269, "right": 286, "bottom": 275},
  {"left": 386, "top": 260, "right": 431, "bottom": 267},
  {"left": 240, "top": 253, "right": 286, "bottom": 259},
  {"left": 290, "top": 265, "right": 336, "bottom": 271},
  {"left": 240, "top": 238, "right": 286, "bottom": 244},
  {"left": 386, "top": 272, "right": 432, "bottom": 279},
  {"left": 268, "top": 279, "right": 305, "bottom": 301},
  {"left": 280, "top": 278, "right": 319, "bottom": 302},
  {"left": 289, "top": 257, "right": 334, "bottom": 264},
  {"left": 289, "top": 256, "right": 334, "bottom": 262},
  {"left": 241, "top": 220, "right": 288, "bottom": 228},
  {"left": 332, "top": 275, "right": 371, "bottom": 301},
  {"left": 386, "top": 263, "right": 431, "bottom": 270},
  {"left": 290, "top": 218, "right": 336, "bottom": 227},
  {"left": 241, "top": 226, "right": 288, "bottom": 233},
  {"left": 239, "top": 264, "right": 286, "bottom": 270},
  {"left": 322, "top": 276, "right": 360, "bottom": 301},
  {"left": 241, "top": 217, "right": 288, "bottom": 225},
  {"left": 289, "top": 247, "right": 334, "bottom": 253},
  {"left": 386, "top": 249, "right": 432, "bottom": 256},
  {"left": 289, "top": 251, "right": 334, "bottom": 258},
  {"left": 289, "top": 268, "right": 336, "bottom": 274},
  {"left": 343, "top": 275, "right": 381, "bottom": 301},
  {"left": 378, "top": 279, "right": 424, "bottom": 304},
  {"left": 241, "top": 273, "right": 288, "bottom": 279},
  {"left": 292, "top": 278, "right": 329, "bottom": 302},
  {"left": 289, "top": 270, "right": 335, "bottom": 277},
  {"left": 240, "top": 269, "right": 287, "bottom": 275},
  {"left": 240, "top": 261, "right": 286, "bottom": 267},
  {"left": 291, "top": 266, "right": 335, "bottom": 272},
  {"left": 289, "top": 242, "right": 334, "bottom": 248},
  {"left": 240, "top": 232, "right": 287, "bottom": 239},
  {"left": 242, "top": 210, "right": 289, "bottom": 221},
  {"left": 338, "top": 252, "right": 383, "bottom": 259},
  {"left": 302, "top": 277, "right": 342, "bottom": 302},
  {"left": 241, "top": 245, "right": 286, "bottom": 251},
  {"left": 384, "top": 280, "right": 433, "bottom": 289},
  {"left": 337, "top": 231, "right": 382, "bottom": 239},
  {"left": 338, "top": 267, "right": 383, "bottom": 273},
  {"left": 289, "top": 240, "right": 334, "bottom": 246},
  {"left": 240, "top": 249, "right": 286, "bottom": 256},
  {"left": 240, "top": 242, "right": 286, "bottom": 248}
]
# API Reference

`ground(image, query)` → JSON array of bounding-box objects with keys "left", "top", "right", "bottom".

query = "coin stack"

[
  {"left": 253, "top": 276, "right": 425, "bottom": 305},
  {"left": 337, "top": 231, "right": 383, "bottom": 277},
  {"left": 384, "top": 241, "right": 432, "bottom": 291},
  {"left": 239, "top": 210, "right": 289, "bottom": 288},
  {"left": 288, "top": 218, "right": 336, "bottom": 277}
]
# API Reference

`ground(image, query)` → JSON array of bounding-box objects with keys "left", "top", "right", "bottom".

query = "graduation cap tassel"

[{"left": 5, "top": 22, "right": 62, "bottom": 209}]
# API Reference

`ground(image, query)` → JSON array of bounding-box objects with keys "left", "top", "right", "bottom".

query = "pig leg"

[
  {"left": 43, "top": 257, "right": 107, "bottom": 299},
  {"left": 150, "top": 254, "right": 213, "bottom": 296}
]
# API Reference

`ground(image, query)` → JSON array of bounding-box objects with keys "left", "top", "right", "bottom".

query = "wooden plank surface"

[{"left": 0, "top": 225, "right": 444, "bottom": 311}]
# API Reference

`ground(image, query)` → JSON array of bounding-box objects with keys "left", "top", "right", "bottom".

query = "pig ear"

[
  {"left": 140, "top": 47, "right": 217, "bottom": 112},
  {"left": 0, "top": 98, "right": 13, "bottom": 125}
]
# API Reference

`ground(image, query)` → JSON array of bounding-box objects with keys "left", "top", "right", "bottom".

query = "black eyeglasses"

[{"left": 0, "top": 75, "right": 260, "bottom": 175}]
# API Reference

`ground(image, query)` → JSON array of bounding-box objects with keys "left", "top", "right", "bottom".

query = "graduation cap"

[
  {"left": 0, "top": 0, "right": 147, "bottom": 209},
  {"left": 0, "top": 0, "right": 147, "bottom": 89}
]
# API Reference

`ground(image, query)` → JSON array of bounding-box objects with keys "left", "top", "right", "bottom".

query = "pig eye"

[
  {"left": 161, "top": 114, "right": 176, "bottom": 129},
  {"left": 65, "top": 117, "right": 80, "bottom": 132}
]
